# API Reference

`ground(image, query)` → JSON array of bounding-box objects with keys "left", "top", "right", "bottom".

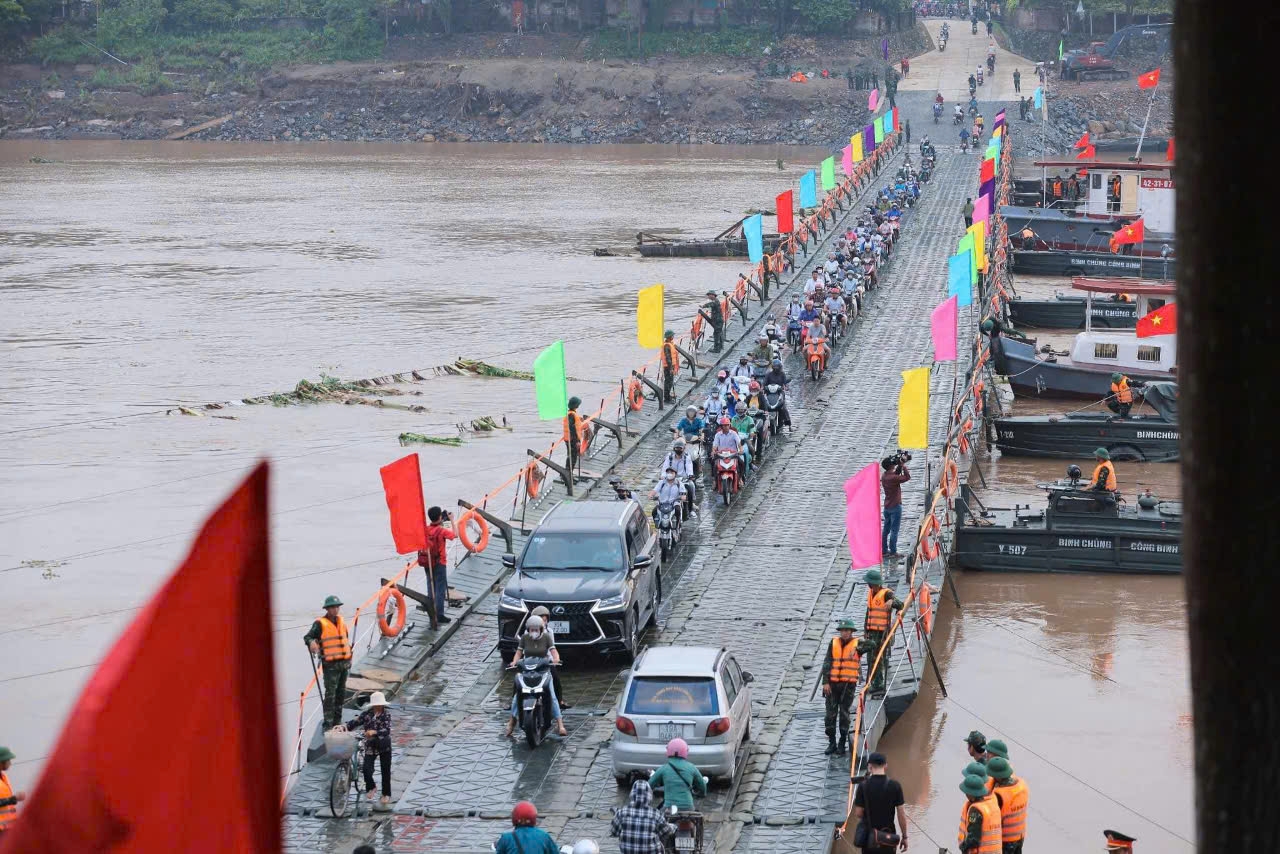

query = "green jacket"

[{"left": 649, "top": 757, "right": 707, "bottom": 810}]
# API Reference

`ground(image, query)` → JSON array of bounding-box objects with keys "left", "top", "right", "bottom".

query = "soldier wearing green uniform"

[
  {"left": 862, "top": 570, "right": 905, "bottom": 698},
  {"left": 820, "top": 618, "right": 874, "bottom": 755},
  {"left": 965, "top": 730, "right": 988, "bottom": 765},
  {"left": 984, "top": 739, "right": 1009, "bottom": 762},
  {"left": 304, "top": 595, "right": 353, "bottom": 728}
]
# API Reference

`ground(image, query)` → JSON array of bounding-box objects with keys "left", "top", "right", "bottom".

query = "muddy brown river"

[{"left": 0, "top": 141, "right": 1190, "bottom": 849}]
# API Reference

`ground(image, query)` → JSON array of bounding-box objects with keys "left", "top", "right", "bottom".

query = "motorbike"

[
  {"left": 714, "top": 448, "right": 740, "bottom": 505},
  {"left": 933, "top": 103, "right": 942, "bottom": 123},
  {"left": 511, "top": 656, "right": 558, "bottom": 748},
  {"left": 763, "top": 320, "right": 784, "bottom": 347},
  {"left": 805, "top": 336, "right": 826, "bottom": 381},
  {"left": 762, "top": 383, "right": 786, "bottom": 436},
  {"left": 960, "top": 136, "right": 969, "bottom": 153},
  {"left": 977, "top": 68, "right": 984, "bottom": 85},
  {"left": 939, "top": 36, "right": 947, "bottom": 51},
  {"left": 655, "top": 498, "right": 682, "bottom": 561},
  {"left": 786, "top": 315, "right": 803, "bottom": 353},
  {"left": 751, "top": 358, "right": 771, "bottom": 381},
  {"left": 987, "top": 55, "right": 995, "bottom": 74},
  {"left": 971, "top": 20, "right": 977, "bottom": 33},
  {"left": 953, "top": 110, "right": 964, "bottom": 126}
]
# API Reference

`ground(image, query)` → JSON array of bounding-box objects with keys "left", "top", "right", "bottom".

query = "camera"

[
  {"left": 442, "top": 510, "right": 452, "bottom": 521},
  {"left": 885, "top": 450, "right": 912, "bottom": 468}
]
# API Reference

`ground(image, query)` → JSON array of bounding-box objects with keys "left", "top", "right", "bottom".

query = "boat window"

[
  {"left": 1093, "top": 343, "right": 1119, "bottom": 359},
  {"left": 1137, "top": 345, "right": 1162, "bottom": 362},
  {"left": 1148, "top": 298, "right": 1166, "bottom": 311},
  {"left": 1092, "top": 173, "right": 1103, "bottom": 190}
]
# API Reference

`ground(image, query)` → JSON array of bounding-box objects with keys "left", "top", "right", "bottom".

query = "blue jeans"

[
  {"left": 424, "top": 563, "right": 448, "bottom": 620},
  {"left": 882, "top": 504, "right": 902, "bottom": 554},
  {"left": 510, "top": 678, "right": 562, "bottom": 720}
]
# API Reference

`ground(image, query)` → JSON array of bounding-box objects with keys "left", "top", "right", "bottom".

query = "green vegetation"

[{"left": 584, "top": 25, "right": 773, "bottom": 59}]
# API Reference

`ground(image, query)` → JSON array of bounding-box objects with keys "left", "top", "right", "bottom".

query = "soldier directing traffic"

[{"left": 304, "top": 594, "right": 353, "bottom": 728}]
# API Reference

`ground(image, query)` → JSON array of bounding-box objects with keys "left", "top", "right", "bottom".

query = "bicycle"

[{"left": 326, "top": 729, "right": 366, "bottom": 818}]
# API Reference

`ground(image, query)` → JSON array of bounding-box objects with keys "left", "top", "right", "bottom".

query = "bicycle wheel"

[{"left": 329, "top": 759, "right": 352, "bottom": 818}]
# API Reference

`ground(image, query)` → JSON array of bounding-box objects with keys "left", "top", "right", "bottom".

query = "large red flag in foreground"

[
  {"left": 0, "top": 464, "right": 281, "bottom": 854},
  {"left": 380, "top": 453, "right": 428, "bottom": 553},
  {"left": 1136, "top": 302, "right": 1177, "bottom": 338}
]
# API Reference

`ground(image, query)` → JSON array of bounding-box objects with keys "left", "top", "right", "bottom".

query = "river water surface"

[{"left": 0, "top": 141, "right": 1190, "bottom": 850}]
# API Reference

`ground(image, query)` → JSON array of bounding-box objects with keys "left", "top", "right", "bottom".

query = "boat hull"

[
  {"left": 953, "top": 525, "right": 1182, "bottom": 573},
  {"left": 993, "top": 415, "right": 1179, "bottom": 461},
  {"left": 990, "top": 335, "right": 1174, "bottom": 399},
  {"left": 1011, "top": 249, "right": 1175, "bottom": 280},
  {"left": 999, "top": 205, "right": 1173, "bottom": 257},
  {"left": 1007, "top": 297, "right": 1137, "bottom": 330},
  {"left": 636, "top": 238, "right": 782, "bottom": 258}
]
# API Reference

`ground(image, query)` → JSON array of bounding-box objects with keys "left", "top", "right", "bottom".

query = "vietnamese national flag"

[
  {"left": 776, "top": 189, "right": 794, "bottom": 234},
  {"left": 0, "top": 464, "right": 282, "bottom": 854},
  {"left": 1138, "top": 68, "right": 1161, "bottom": 89},
  {"left": 1110, "top": 218, "right": 1145, "bottom": 250},
  {"left": 1076, "top": 143, "right": 1096, "bottom": 160},
  {"left": 1166, "top": 136, "right": 1175, "bottom": 161},
  {"left": 1074, "top": 131, "right": 1090, "bottom": 149},
  {"left": 1136, "top": 302, "right": 1177, "bottom": 338}
]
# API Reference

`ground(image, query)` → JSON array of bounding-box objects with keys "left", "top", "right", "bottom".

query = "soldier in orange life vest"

[
  {"left": 1089, "top": 447, "right": 1118, "bottom": 507},
  {"left": 987, "top": 757, "right": 1028, "bottom": 853},
  {"left": 0, "top": 745, "right": 26, "bottom": 836},
  {"left": 304, "top": 595, "right": 353, "bottom": 728},
  {"left": 820, "top": 618, "right": 873, "bottom": 755},
  {"left": 563, "top": 396, "right": 584, "bottom": 472},
  {"left": 661, "top": 330, "right": 680, "bottom": 403},
  {"left": 1107, "top": 372, "right": 1134, "bottom": 418},
  {"left": 863, "top": 569, "right": 905, "bottom": 698},
  {"left": 958, "top": 773, "right": 1003, "bottom": 853}
]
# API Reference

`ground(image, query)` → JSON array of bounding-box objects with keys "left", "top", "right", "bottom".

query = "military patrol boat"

[
  {"left": 993, "top": 382, "right": 1179, "bottom": 462},
  {"left": 953, "top": 476, "right": 1181, "bottom": 574}
]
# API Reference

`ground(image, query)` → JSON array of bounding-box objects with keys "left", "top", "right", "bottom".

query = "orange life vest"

[
  {"left": 1111, "top": 377, "right": 1132, "bottom": 404},
  {"left": 1092, "top": 460, "right": 1117, "bottom": 491},
  {"left": 319, "top": 615, "right": 352, "bottom": 663},
  {"left": 563, "top": 411, "right": 590, "bottom": 448},
  {"left": 1051, "top": 179, "right": 1063, "bottom": 198},
  {"left": 993, "top": 777, "right": 1029, "bottom": 842},
  {"left": 662, "top": 341, "right": 680, "bottom": 374},
  {"left": 828, "top": 637, "right": 861, "bottom": 683},
  {"left": 957, "top": 794, "right": 1003, "bottom": 854},
  {"left": 0, "top": 771, "right": 16, "bottom": 831},
  {"left": 866, "top": 588, "right": 893, "bottom": 632}
]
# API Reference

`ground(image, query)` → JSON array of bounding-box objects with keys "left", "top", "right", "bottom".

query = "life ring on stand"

[
  {"left": 919, "top": 515, "right": 941, "bottom": 561},
  {"left": 377, "top": 585, "right": 407, "bottom": 637},
  {"left": 919, "top": 583, "right": 934, "bottom": 634},
  {"left": 457, "top": 509, "right": 490, "bottom": 553},
  {"left": 958, "top": 418, "right": 975, "bottom": 456},
  {"left": 524, "top": 461, "right": 544, "bottom": 499},
  {"left": 941, "top": 459, "right": 960, "bottom": 498},
  {"left": 628, "top": 379, "right": 645, "bottom": 412}
]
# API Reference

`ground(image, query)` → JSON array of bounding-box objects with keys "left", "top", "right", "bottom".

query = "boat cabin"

[
  {"left": 1033, "top": 148, "right": 1175, "bottom": 234},
  {"left": 1068, "top": 278, "right": 1176, "bottom": 373}
]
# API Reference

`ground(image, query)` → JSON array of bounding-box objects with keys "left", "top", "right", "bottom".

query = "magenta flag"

[
  {"left": 844, "top": 463, "right": 882, "bottom": 569},
  {"left": 868, "top": 88, "right": 879, "bottom": 111},
  {"left": 931, "top": 295, "right": 959, "bottom": 362},
  {"left": 841, "top": 144, "right": 853, "bottom": 176},
  {"left": 973, "top": 194, "right": 991, "bottom": 225}
]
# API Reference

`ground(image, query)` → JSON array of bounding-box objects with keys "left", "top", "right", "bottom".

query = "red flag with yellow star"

[
  {"left": 1109, "top": 218, "right": 1145, "bottom": 251},
  {"left": 1136, "top": 302, "right": 1176, "bottom": 338}
]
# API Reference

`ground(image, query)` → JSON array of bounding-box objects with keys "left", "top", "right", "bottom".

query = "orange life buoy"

[
  {"left": 919, "top": 583, "right": 934, "bottom": 634},
  {"left": 457, "top": 508, "right": 490, "bottom": 553},
  {"left": 628, "top": 378, "right": 644, "bottom": 411},
  {"left": 919, "top": 514, "right": 941, "bottom": 561},
  {"left": 959, "top": 418, "right": 975, "bottom": 455},
  {"left": 524, "top": 461, "right": 544, "bottom": 499},
  {"left": 377, "top": 585, "right": 407, "bottom": 637},
  {"left": 941, "top": 458, "right": 960, "bottom": 498},
  {"left": 973, "top": 380, "right": 986, "bottom": 418}
]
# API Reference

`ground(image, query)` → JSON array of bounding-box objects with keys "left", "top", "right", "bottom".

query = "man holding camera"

[
  {"left": 881, "top": 452, "right": 911, "bottom": 557},
  {"left": 417, "top": 506, "right": 457, "bottom": 625}
]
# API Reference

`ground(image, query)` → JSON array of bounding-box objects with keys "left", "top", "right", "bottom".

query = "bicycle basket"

[{"left": 324, "top": 728, "right": 357, "bottom": 760}]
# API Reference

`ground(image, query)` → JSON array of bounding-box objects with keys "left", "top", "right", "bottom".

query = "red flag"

[
  {"left": 1109, "top": 218, "right": 1145, "bottom": 250},
  {"left": 0, "top": 464, "right": 281, "bottom": 854},
  {"left": 1137, "top": 68, "right": 1161, "bottom": 89},
  {"left": 776, "top": 190, "right": 794, "bottom": 234},
  {"left": 1073, "top": 131, "right": 1090, "bottom": 149},
  {"left": 1076, "top": 143, "right": 1096, "bottom": 160},
  {"left": 1136, "top": 302, "right": 1177, "bottom": 338},
  {"left": 979, "top": 158, "right": 994, "bottom": 184},
  {"left": 380, "top": 453, "right": 427, "bottom": 553},
  {"left": 1166, "top": 136, "right": 1175, "bottom": 161}
]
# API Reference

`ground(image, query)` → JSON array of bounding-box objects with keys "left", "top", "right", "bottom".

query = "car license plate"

[
  {"left": 675, "top": 837, "right": 695, "bottom": 850},
  {"left": 657, "top": 723, "right": 685, "bottom": 741},
  {"left": 549, "top": 620, "right": 570, "bottom": 635}
]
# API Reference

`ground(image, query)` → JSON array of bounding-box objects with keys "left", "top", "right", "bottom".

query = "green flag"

[
  {"left": 1058, "top": 39, "right": 1064, "bottom": 60},
  {"left": 533, "top": 340, "right": 568, "bottom": 420},
  {"left": 957, "top": 233, "right": 978, "bottom": 285},
  {"left": 820, "top": 156, "right": 836, "bottom": 191}
]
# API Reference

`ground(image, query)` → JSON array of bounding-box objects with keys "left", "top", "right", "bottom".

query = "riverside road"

[{"left": 279, "top": 84, "right": 1007, "bottom": 854}]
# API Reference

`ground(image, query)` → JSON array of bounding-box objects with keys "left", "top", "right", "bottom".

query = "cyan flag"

[
  {"left": 799, "top": 170, "right": 817, "bottom": 208},
  {"left": 1034, "top": 87, "right": 1043, "bottom": 110},
  {"left": 744, "top": 213, "right": 763, "bottom": 263},
  {"left": 947, "top": 252, "right": 972, "bottom": 306}
]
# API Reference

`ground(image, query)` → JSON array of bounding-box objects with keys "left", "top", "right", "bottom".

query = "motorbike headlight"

[
  {"left": 499, "top": 593, "right": 527, "bottom": 612},
  {"left": 595, "top": 593, "right": 628, "bottom": 612}
]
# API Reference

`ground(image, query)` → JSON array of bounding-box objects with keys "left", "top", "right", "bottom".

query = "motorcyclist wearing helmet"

[
  {"left": 806, "top": 317, "right": 830, "bottom": 365},
  {"left": 496, "top": 801, "right": 561, "bottom": 854},
  {"left": 804, "top": 268, "right": 824, "bottom": 298},
  {"left": 673, "top": 405, "right": 704, "bottom": 449},
  {"left": 519, "top": 605, "right": 567, "bottom": 707},
  {"left": 649, "top": 465, "right": 688, "bottom": 523},
  {"left": 749, "top": 334, "right": 773, "bottom": 364},
  {"left": 729, "top": 404, "right": 756, "bottom": 475},
  {"left": 786, "top": 294, "right": 804, "bottom": 322},
  {"left": 798, "top": 299, "right": 821, "bottom": 344},
  {"left": 711, "top": 417, "right": 743, "bottom": 483},
  {"left": 506, "top": 615, "right": 568, "bottom": 737},
  {"left": 610, "top": 779, "right": 674, "bottom": 854},
  {"left": 660, "top": 439, "right": 696, "bottom": 508},
  {"left": 648, "top": 738, "right": 708, "bottom": 812},
  {"left": 703, "top": 388, "right": 726, "bottom": 424},
  {"left": 823, "top": 289, "right": 847, "bottom": 335},
  {"left": 712, "top": 369, "right": 732, "bottom": 399},
  {"left": 731, "top": 354, "right": 753, "bottom": 380}
]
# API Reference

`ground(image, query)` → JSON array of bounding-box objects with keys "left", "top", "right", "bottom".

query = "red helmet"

[
  {"left": 717, "top": 370, "right": 728, "bottom": 380},
  {"left": 718, "top": 416, "right": 731, "bottom": 426},
  {"left": 749, "top": 380, "right": 761, "bottom": 393},
  {"left": 512, "top": 801, "right": 538, "bottom": 826}
]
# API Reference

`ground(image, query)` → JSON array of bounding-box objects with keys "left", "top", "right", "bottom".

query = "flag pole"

[{"left": 1133, "top": 80, "right": 1158, "bottom": 162}]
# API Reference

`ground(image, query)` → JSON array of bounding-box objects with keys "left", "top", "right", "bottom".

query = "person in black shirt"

[{"left": 852, "top": 752, "right": 907, "bottom": 852}]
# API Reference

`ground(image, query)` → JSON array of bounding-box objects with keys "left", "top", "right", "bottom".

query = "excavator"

[{"left": 1060, "top": 23, "right": 1171, "bottom": 81}]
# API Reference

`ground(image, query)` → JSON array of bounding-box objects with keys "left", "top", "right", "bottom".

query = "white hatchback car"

[{"left": 611, "top": 645, "right": 754, "bottom": 785}]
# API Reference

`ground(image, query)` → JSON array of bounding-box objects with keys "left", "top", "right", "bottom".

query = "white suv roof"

[{"left": 632, "top": 646, "right": 724, "bottom": 677}]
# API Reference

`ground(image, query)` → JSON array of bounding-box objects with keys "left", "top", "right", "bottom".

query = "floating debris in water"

[
  {"left": 450, "top": 360, "right": 535, "bottom": 381},
  {"left": 399, "top": 433, "right": 463, "bottom": 447},
  {"left": 467, "top": 415, "right": 511, "bottom": 433},
  {"left": 21, "top": 558, "right": 65, "bottom": 579}
]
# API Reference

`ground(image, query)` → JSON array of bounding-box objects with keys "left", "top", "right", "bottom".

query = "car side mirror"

[
  {"left": 631, "top": 555, "right": 652, "bottom": 571},
  {"left": 501, "top": 553, "right": 516, "bottom": 569},
  {"left": 741, "top": 670, "right": 755, "bottom": 684}
]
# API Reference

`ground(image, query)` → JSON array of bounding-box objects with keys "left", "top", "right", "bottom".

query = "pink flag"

[
  {"left": 931, "top": 295, "right": 959, "bottom": 362},
  {"left": 844, "top": 463, "right": 882, "bottom": 569},
  {"left": 841, "top": 144, "right": 853, "bottom": 177},
  {"left": 972, "top": 194, "right": 991, "bottom": 225},
  {"left": 868, "top": 88, "right": 879, "bottom": 111}
]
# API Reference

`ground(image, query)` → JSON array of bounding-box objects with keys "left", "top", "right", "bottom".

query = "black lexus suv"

[{"left": 498, "top": 499, "right": 662, "bottom": 663}]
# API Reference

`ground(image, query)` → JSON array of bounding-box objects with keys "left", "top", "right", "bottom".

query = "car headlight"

[
  {"left": 499, "top": 593, "right": 526, "bottom": 612},
  {"left": 595, "top": 593, "right": 627, "bottom": 612}
]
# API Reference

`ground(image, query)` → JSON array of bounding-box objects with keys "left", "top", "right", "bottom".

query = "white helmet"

[
  {"left": 571, "top": 842, "right": 601, "bottom": 854},
  {"left": 526, "top": 615, "right": 544, "bottom": 632}
]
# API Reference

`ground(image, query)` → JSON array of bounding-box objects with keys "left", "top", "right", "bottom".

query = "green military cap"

[
  {"left": 986, "top": 757, "right": 1013, "bottom": 780},
  {"left": 980, "top": 319, "right": 995, "bottom": 332},
  {"left": 964, "top": 761, "right": 988, "bottom": 779},
  {"left": 1111, "top": 372, "right": 1124, "bottom": 382},
  {"left": 568, "top": 396, "right": 582, "bottom": 409},
  {"left": 323, "top": 595, "right": 343, "bottom": 608},
  {"left": 1094, "top": 447, "right": 1110, "bottom": 460},
  {"left": 0, "top": 746, "right": 14, "bottom": 762},
  {"left": 985, "top": 738, "right": 1009, "bottom": 759},
  {"left": 963, "top": 730, "right": 987, "bottom": 748},
  {"left": 665, "top": 329, "right": 675, "bottom": 338},
  {"left": 959, "top": 774, "right": 989, "bottom": 798},
  {"left": 864, "top": 569, "right": 884, "bottom": 585},
  {"left": 837, "top": 618, "right": 859, "bottom": 630}
]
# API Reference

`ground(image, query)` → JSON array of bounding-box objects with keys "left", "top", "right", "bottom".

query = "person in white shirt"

[
  {"left": 704, "top": 389, "right": 726, "bottom": 423},
  {"left": 824, "top": 293, "right": 847, "bottom": 334},
  {"left": 660, "top": 439, "right": 696, "bottom": 508},
  {"left": 805, "top": 269, "right": 824, "bottom": 298},
  {"left": 648, "top": 466, "right": 688, "bottom": 521}
]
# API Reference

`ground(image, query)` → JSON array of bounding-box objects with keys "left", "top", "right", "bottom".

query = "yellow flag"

[
  {"left": 898, "top": 366, "right": 930, "bottom": 450},
  {"left": 851, "top": 132, "right": 864, "bottom": 163},
  {"left": 992, "top": 125, "right": 1003, "bottom": 138},
  {"left": 637, "top": 284, "right": 665, "bottom": 349},
  {"left": 968, "top": 220, "right": 987, "bottom": 272}
]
